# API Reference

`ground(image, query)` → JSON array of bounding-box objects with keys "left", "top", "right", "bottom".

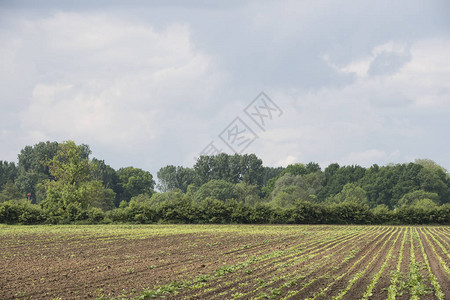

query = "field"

[{"left": 0, "top": 225, "right": 449, "bottom": 299}]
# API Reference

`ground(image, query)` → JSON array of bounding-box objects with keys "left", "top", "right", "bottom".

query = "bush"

[
  {"left": 105, "top": 207, "right": 131, "bottom": 223},
  {"left": 196, "top": 198, "right": 227, "bottom": 224},
  {"left": 87, "top": 207, "right": 105, "bottom": 223},
  {"left": 158, "top": 198, "right": 193, "bottom": 223},
  {"left": 249, "top": 203, "right": 274, "bottom": 224},
  {"left": 290, "top": 201, "right": 326, "bottom": 224},
  {"left": 327, "top": 202, "right": 372, "bottom": 224},
  {"left": 371, "top": 204, "right": 393, "bottom": 224},
  {"left": 435, "top": 204, "right": 450, "bottom": 224},
  {"left": 129, "top": 201, "right": 158, "bottom": 224},
  {"left": 0, "top": 200, "right": 45, "bottom": 224}
]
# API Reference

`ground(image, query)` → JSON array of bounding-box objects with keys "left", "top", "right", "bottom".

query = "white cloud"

[
  {"left": 8, "top": 13, "right": 222, "bottom": 153},
  {"left": 327, "top": 41, "right": 411, "bottom": 79},
  {"left": 1, "top": 2, "right": 449, "bottom": 174},
  {"left": 326, "top": 38, "right": 450, "bottom": 113},
  {"left": 259, "top": 37, "right": 450, "bottom": 168}
]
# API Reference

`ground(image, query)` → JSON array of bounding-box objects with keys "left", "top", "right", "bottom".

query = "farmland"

[{"left": 0, "top": 225, "right": 449, "bottom": 299}]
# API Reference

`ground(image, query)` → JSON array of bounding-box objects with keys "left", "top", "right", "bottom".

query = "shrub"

[{"left": 0, "top": 200, "right": 45, "bottom": 224}]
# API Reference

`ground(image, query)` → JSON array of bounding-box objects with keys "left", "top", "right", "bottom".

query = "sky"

[{"left": 1, "top": 0, "right": 450, "bottom": 176}]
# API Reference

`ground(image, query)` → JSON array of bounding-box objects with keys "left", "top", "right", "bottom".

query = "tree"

[
  {"left": 91, "top": 158, "right": 119, "bottom": 190},
  {"left": 147, "top": 189, "right": 184, "bottom": 207},
  {"left": 157, "top": 165, "right": 196, "bottom": 193},
  {"left": 415, "top": 159, "right": 448, "bottom": 174},
  {"left": 360, "top": 165, "right": 391, "bottom": 207},
  {"left": 261, "top": 166, "right": 284, "bottom": 187},
  {"left": 194, "top": 153, "right": 264, "bottom": 186},
  {"left": 398, "top": 190, "right": 440, "bottom": 207},
  {"left": 417, "top": 167, "right": 449, "bottom": 203},
  {"left": 269, "top": 173, "right": 317, "bottom": 208},
  {"left": 318, "top": 164, "right": 365, "bottom": 202},
  {"left": 0, "top": 182, "right": 23, "bottom": 202},
  {"left": 40, "top": 141, "right": 115, "bottom": 218},
  {"left": 413, "top": 198, "right": 438, "bottom": 210},
  {"left": 193, "top": 179, "right": 235, "bottom": 202},
  {"left": 332, "top": 183, "right": 369, "bottom": 206},
  {"left": 16, "top": 141, "right": 59, "bottom": 202},
  {"left": 0, "top": 161, "right": 18, "bottom": 192},
  {"left": 233, "top": 182, "right": 260, "bottom": 206},
  {"left": 91, "top": 158, "right": 121, "bottom": 206},
  {"left": 391, "top": 163, "right": 423, "bottom": 204},
  {"left": 371, "top": 204, "right": 392, "bottom": 224},
  {"left": 116, "top": 167, "right": 155, "bottom": 202},
  {"left": 282, "top": 163, "right": 308, "bottom": 176}
]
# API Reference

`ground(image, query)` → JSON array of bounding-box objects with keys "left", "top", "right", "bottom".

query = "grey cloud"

[
  {"left": 368, "top": 51, "right": 411, "bottom": 76},
  {"left": 1, "top": 0, "right": 450, "bottom": 174}
]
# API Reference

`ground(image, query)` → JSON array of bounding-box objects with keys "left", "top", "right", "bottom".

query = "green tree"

[
  {"left": 317, "top": 164, "right": 365, "bottom": 202},
  {"left": 332, "top": 183, "right": 369, "bottom": 206},
  {"left": 261, "top": 166, "right": 284, "bottom": 187},
  {"left": 398, "top": 190, "right": 440, "bottom": 207},
  {"left": 157, "top": 165, "right": 196, "bottom": 193},
  {"left": 194, "top": 153, "right": 263, "bottom": 186},
  {"left": 0, "top": 182, "right": 23, "bottom": 202},
  {"left": 417, "top": 167, "right": 449, "bottom": 203},
  {"left": 271, "top": 189, "right": 298, "bottom": 209},
  {"left": 16, "top": 141, "right": 59, "bottom": 202},
  {"left": 91, "top": 158, "right": 119, "bottom": 189},
  {"left": 269, "top": 173, "right": 319, "bottom": 208},
  {"left": 147, "top": 189, "right": 184, "bottom": 207},
  {"left": 0, "top": 161, "right": 18, "bottom": 192},
  {"left": 282, "top": 163, "right": 308, "bottom": 176},
  {"left": 233, "top": 182, "right": 260, "bottom": 206},
  {"left": 193, "top": 179, "right": 235, "bottom": 202},
  {"left": 415, "top": 158, "right": 448, "bottom": 174},
  {"left": 360, "top": 163, "right": 419, "bottom": 208},
  {"left": 413, "top": 198, "right": 438, "bottom": 210},
  {"left": 91, "top": 158, "right": 121, "bottom": 206},
  {"left": 116, "top": 167, "right": 155, "bottom": 202},
  {"left": 390, "top": 163, "right": 423, "bottom": 204},
  {"left": 262, "top": 163, "right": 322, "bottom": 199},
  {"left": 40, "top": 141, "right": 115, "bottom": 219}
]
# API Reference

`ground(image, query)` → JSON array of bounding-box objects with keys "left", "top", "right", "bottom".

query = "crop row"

[{"left": 132, "top": 226, "right": 449, "bottom": 300}]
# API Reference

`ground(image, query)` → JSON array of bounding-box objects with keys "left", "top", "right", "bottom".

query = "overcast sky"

[{"left": 1, "top": 0, "right": 450, "bottom": 175}]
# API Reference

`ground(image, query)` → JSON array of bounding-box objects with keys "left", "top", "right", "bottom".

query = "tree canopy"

[{"left": 1, "top": 140, "right": 449, "bottom": 225}]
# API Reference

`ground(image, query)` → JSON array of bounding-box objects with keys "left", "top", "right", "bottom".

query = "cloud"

[
  {"left": 1, "top": 2, "right": 449, "bottom": 174},
  {"left": 259, "top": 37, "right": 450, "bottom": 168},
  {"left": 327, "top": 41, "right": 411, "bottom": 79},
  {"left": 0, "top": 12, "right": 223, "bottom": 166}
]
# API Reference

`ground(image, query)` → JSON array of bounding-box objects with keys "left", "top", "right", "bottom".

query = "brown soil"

[
  {"left": 369, "top": 227, "right": 407, "bottom": 300},
  {"left": 342, "top": 227, "right": 404, "bottom": 300},
  {"left": 417, "top": 228, "right": 450, "bottom": 298},
  {"left": 0, "top": 231, "right": 287, "bottom": 299},
  {"left": 0, "top": 225, "right": 448, "bottom": 300},
  {"left": 194, "top": 228, "right": 379, "bottom": 300}
]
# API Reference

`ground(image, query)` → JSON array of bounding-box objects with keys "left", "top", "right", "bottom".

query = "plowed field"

[{"left": 0, "top": 225, "right": 448, "bottom": 299}]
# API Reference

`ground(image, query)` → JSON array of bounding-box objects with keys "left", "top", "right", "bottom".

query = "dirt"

[
  {"left": 0, "top": 225, "right": 448, "bottom": 300},
  {"left": 369, "top": 227, "right": 407, "bottom": 300},
  {"left": 417, "top": 228, "right": 450, "bottom": 298},
  {"left": 0, "top": 232, "right": 284, "bottom": 299}
]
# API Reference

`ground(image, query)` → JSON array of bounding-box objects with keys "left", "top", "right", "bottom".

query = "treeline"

[{"left": 0, "top": 141, "right": 449, "bottom": 225}]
